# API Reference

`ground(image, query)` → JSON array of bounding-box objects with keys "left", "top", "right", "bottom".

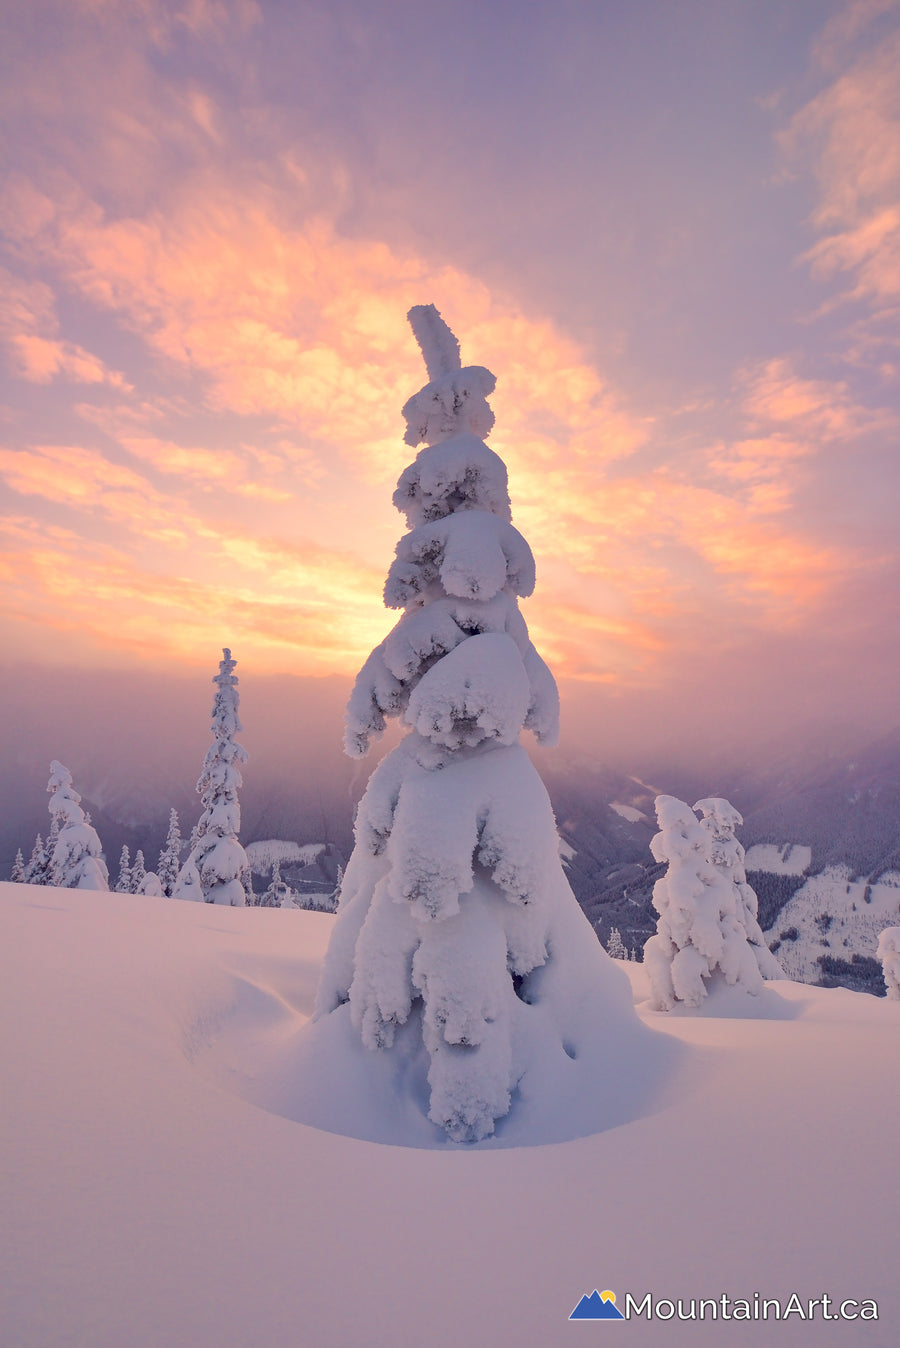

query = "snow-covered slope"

[
  {"left": 765, "top": 865, "right": 900, "bottom": 986},
  {"left": 2, "top": 881, "right": 897, "bottom": 1347},
  {"left": 245, "top": 839, "right": 327, "bottom": 872},
  {"left": 744, "top": 843, "right": 812, "bottom": 875}
]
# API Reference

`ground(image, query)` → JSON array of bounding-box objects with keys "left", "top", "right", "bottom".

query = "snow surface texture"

[
  {"left": 744, "top": 842, "right": 812, "bottom": 876},
  {"left": 173, "top": 649, "right": 250, "bottom": 906},
  {"left": 876, "top": 926, "right": 900, "bottom": 999},
  {"left": 3, "top": 883, "right": 899, "bottom": 1348},
  {"left": 314, "top": 305, "right": 647, "bottom": 1144},
  {"left": 644, "top": 796, "right": 784, "bottom": 1012},
  {"left": 45, "top": 760, "right": 108, "bottom": 890}
]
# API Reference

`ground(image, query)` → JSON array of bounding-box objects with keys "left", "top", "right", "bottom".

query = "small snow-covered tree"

[
  {"left": 25, "top": 833, "right": 47, "bottom": 884},
  {"left": 130, "top": 849, "right": 147, "bottom": 894},
  {"left": 115, "top": 845, "right": 132, "bottom": 893},
  {"left": 694, "top": 797, "right": 785, "bottom": 981},
  {"left": 311, "top": 306, "right": 639, "bottom": 1143},
  {"left": 643, "top": 795, "right": 763, "bottom": 1011},
  {"left": 157, "top": 808, "right": 183, "bottom": 897},
  {"left": 10, "top": 849, "right": 26, "bottom": 882},
  {"left": 173, "top": 649, "right": 249, "bottom": 906},
  {"left": 137, "top": 870, "right": 164, "bottom": 896},
  {"left": 261, "top": 858, "right": 290, "bottom": 908},
  {"left": 606, "top": 927, "right": 627, "bottom": 960},
  {"left": 877, "top": 926, "right": 900, "bottom": 1000},
  {"left": 46, "top": 761, "right": 109, "bottom": 891}
]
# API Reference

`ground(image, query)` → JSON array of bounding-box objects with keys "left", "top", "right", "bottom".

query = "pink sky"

[{"left": 1, "top": 0, "right": 899, "bottom": 750}]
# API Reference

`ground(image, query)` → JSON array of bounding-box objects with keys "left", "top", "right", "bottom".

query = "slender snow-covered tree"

[
  {"left": 46, "top": 761, "right": 109, "bottom": 891},
  {"left": 312, "top": 305, "right": 641, "bottom": 1144},
  {"left": 24, "top": 833, "right": 47, "bottom": 884},
  {"left": 115, "top": 845, "right": 132, "bottom": 894},
  {"left": 606, "top": 927, "right": 627, "bottom": 960},
  {"left": 643, "top": 795, "right": 766, "bottom": 1011},
  {"left": 260, "top": 858, "right": 288, "bottom": 908},
  {"left": 876, "top": 926, "right": 900, "bottom": 1000},
  {"left": 129, "top": 849, "right": 147, "bottom": 894},
  {"left": 10, "top": 849, "right": 26, "bottom": 882},
  {"left": 694, "top": 797, "right": 785, "bottom": 981},
  {"left": 157, "top": 808, "right": 184, "bottom": 897},
  {"left": 173, "top": 649, "right": 249, "bottom": 906}
]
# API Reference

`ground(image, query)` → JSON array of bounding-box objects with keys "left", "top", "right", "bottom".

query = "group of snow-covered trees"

[
  {"left": 5, "top": 305, "right": 898, "bottom": 1151},
  {"left": 12, "top": 650, "right": 253, "bottom": 905},
  {"left": 10, "top": 649, "right": 342, "bottom": 910}
]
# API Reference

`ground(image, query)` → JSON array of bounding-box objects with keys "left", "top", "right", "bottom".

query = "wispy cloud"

[
  {"left": 783, "top": 16, "right": 900, "bottom": 338},
  {"left": 0, "top": 267, "right": 129, "bottom": 388}
]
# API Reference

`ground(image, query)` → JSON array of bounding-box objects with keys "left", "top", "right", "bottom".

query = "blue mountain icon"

[{"left": 569, "top": 1289, "right": 625, "bottom": 1320}]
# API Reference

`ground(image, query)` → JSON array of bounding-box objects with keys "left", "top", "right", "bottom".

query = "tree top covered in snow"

[
  {"left": 344, "top": 309, "right": 559, "bottom": 761},
  {"left": 402, "top": 304, "right": 496, "bottom": 448}
]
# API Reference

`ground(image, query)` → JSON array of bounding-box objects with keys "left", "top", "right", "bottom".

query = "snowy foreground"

[{"left": 3, "top": 883, "right": 898, "bottom": 1348}]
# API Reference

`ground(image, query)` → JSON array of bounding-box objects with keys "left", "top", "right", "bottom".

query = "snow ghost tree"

[
  {"left": 310, "top": 305, "right": 645, "bottom": 1145},
  {"left": 115, "top": 845, "right": 132, "bottom": 894},
  {"left": 174, "top": 649, "right": 249, "bottom": 906},
  {"left": 25, "top": 834, "right": 48, "bottom": 884},
  {"left": 130, "top": 849, "right": 147, "bottom": 894},
  {"left": 694, "top": 798, "right": 784, "bottom": 982},
  {"left": 876, "top": 927, "right": 900, "bottom": 1000},
  {"left": 10, "top": 849, "right": 26, "bottom": 883},
  {"left": 157, "top": 809, "right": 183, "bottom": 897},
  {"left": 643, "top": 795, "right": 782, "bottom": 1011},
  {"left": 46, "top": 761, "right": 109, "bottom": 891},
  {"left": 606, "top": 927, "right": 627, "bottom": 960}
]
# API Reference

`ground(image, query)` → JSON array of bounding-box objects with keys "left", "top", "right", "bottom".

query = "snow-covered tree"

[
  {"left": 45, "top": 761, "right": 109, "bottom": 891},
  {"left": 136, "top": 870, "right": 164, "bottom": 897},
  {"left": 694, "top": 797, "right": 785, "bottom": 981},
  {"left": 876, "top": 926, "right": 900, "bottom": 1000},
  {"left": 173, "top": 649, "right": 249, "bottom": 906},
  {"left": 10, "top": 849, "right": 26, "bottom": 883},
  {"left": 157, "top": 809, "right": 183, "bottom": 897},
  {"left": 311, "top": 305, "right": 639, "bottom": 1143},
  {"left": 261, "top": 858, "right": 290, "bottom": 908},
  {"left": 606, "top": 927, "right": 627, "bottom": 960},
  {"left": 130, "top": 849, "right": 147, "bottom": 894},
  {"left": 115, "top": 845, "right": 132, "bottom": 894},
  {"left": 643, "top": 795, "right": 765, "bottom": 1011},
  {"left": 24, "top": 833, "right": 48, "bottom": 885}
]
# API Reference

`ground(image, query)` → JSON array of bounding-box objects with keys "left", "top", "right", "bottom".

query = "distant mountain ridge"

[{"left": 4, "top": 663, "right": 898, "bottom": 994}]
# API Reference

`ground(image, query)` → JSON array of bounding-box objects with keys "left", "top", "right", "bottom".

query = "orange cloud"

[
  {"left": 0, "top": 12, "right": 879, "bottom": 690},
  {"left": 0, "top": 513, "right": 388, "bottom": 674},
  {"left": 782, "top": 22, "right": 900, "bottom": 315},
  {"left": 0, "top": 267, "right": 129, "bottom": 388}
]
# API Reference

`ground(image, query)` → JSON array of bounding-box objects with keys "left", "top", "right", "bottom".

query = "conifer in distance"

[
  {"left": 174, "top": 649, "right": 249, "bottom": 906},
  {"left": 46, "top": 761, "right": 109, "bottom": 891}
]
